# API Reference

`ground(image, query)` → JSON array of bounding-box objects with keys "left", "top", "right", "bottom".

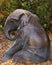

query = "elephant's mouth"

[{"left": 9, "top": 29, "right": 19, "bottom": 39}]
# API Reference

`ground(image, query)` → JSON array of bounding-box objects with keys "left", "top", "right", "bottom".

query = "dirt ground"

[{"left": 0, "top": 31, "right": 52, "bottom": 65}]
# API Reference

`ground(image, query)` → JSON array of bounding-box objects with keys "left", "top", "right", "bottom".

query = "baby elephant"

[{"left": 3, "top": 9, "right": 50, "bottom": 63}]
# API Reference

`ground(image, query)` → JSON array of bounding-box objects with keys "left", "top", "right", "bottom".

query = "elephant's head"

[
  {"left": 4, "top": 9, "right": 31, "bottom": 40},
  {"left": 4, "top": 18, "right": 20, "bottom": 40}
]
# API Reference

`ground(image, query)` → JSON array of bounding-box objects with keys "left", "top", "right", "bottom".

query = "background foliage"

[{"left": 0, "top": 0, "right": 52, "bottom": 31}]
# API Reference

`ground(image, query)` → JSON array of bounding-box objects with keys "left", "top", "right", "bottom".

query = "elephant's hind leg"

[
  {"left": 12, "top": 49, "right": 49, "bottom": 63},
  {"left": 12, "top": 50, "right": 32, "bottom": 63}
]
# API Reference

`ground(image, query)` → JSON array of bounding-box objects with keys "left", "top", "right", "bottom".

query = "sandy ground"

[{"left": 0, "top": 31, "right": 52, "bottom": 65}]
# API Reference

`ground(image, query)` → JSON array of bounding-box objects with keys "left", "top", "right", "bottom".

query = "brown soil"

[
  {"left": 0, "top": 12, "right": 4, "bottom": 18},
  {"left": 0, "top": 31, "right": 52, "bottom": 65}
]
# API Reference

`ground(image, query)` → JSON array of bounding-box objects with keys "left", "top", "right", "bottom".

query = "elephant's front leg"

[{"left": 2, "top": 38, "right": 23, "bottom": 61}]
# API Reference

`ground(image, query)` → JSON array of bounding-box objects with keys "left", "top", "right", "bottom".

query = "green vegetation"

[{"left": 0, "top": 0, "right": 52, "bottom": 31}]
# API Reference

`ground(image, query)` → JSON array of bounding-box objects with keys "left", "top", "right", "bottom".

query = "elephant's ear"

[
  {"left": 29, "top": 14, "right": 42, "bottom": 28},
  {"left": 19, "top": 12, "right": 32, "bottom": 28},
  {"left": 20, "top": 14, "right": 28, "bottom": 27}
]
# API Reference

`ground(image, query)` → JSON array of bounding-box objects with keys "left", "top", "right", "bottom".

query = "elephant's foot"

[{"left": 2, "top": 53, "right": 12, "bottom": 62}]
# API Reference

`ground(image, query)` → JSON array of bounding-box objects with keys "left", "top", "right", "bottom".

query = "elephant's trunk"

[{"left": 4, "top": 29, "right": 17, "bottom": 41}]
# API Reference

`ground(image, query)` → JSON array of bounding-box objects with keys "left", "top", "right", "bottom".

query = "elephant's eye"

[
  {"left": 10, "top": 20, "right": 17, "bottom": 25},
  {"left": 10, "top": 20, "right": 14, "bottom": 23}
]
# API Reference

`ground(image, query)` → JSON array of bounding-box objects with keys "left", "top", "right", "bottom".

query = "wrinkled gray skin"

[{"left": 3, "top": 9, "right": 50, "bottom": 63}]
